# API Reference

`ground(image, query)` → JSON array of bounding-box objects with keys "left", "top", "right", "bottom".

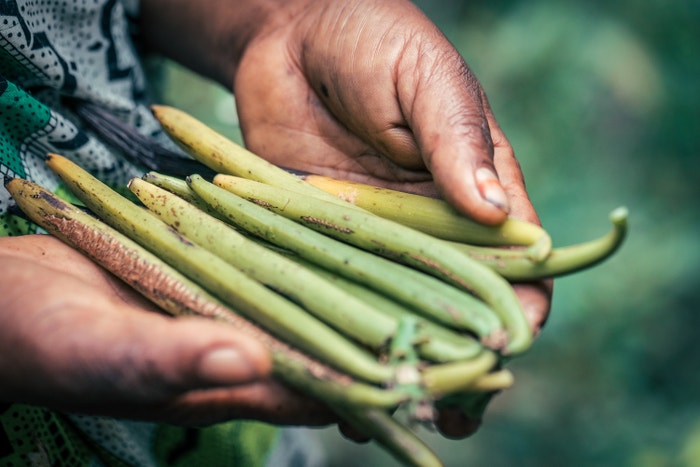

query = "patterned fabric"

[
  {"left": 0, "top": 404, "right": 101, "bottom": 466},
  {"left": 0, "top": 1, "right": 316, "bottom": 465},
  {"left": 0, "top": 0, "right": 151, "bottom": 234}
]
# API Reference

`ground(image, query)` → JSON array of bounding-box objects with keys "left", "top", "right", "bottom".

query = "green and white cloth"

[
  {"left": 0, "top": 0, "right": 150, "bottom": 233},
  {"left": 0, "top": 1, "right": 324, "bottom": 465}
]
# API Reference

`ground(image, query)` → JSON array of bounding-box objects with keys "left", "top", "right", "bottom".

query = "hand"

[
  {"left": 140, "top": 0, "right": 552, "bottom": 437},
  {"left": 234, "top": 1, "right": 551, "bottom": 341},
  {"left": 234, "top": 1, "right": 553, "bottom": 439},
  {"left": 0, "top": 234, "right": 334, "bottom": 426}
]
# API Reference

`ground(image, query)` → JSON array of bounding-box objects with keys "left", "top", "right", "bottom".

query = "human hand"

[
  {"left": 140, "top": 0, "right": 552, "bottom": 437},
  {"left": 230, "top": 0, "right": 552, "bottom": 438},
  {"left": 232, "top": 1, "right": 510, "bottom": 218},
  {"left": 230, "top": 0, "right": 552, "bottom": 334},
  {"left": 140, "top": 1, "right": 527, "bottom": 219},
  {"left": 0, "top": 234, "right": 334, "bottom": 427}
]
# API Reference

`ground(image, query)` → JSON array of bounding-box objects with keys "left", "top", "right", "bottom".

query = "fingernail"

[
  {"left": 198, "top": 347, "right": 259, "bottom": 385},
  {"left": 475, "top": 167, "right": 509, "bottom": 213}
]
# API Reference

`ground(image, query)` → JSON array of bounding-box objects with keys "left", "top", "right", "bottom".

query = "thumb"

[
  {"left": 33, "top": 300, "right": 273, "bottom": 407},
  {"left": 94, "top": 311, "right": 272, "bottom": 400},
  {"left": 399, "top": 49, "right": 510, "bottom": 225}
]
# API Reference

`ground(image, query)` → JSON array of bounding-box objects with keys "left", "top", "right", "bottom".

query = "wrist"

[{"left": 138, "top": 0, "right": 286, "bottom": 87}]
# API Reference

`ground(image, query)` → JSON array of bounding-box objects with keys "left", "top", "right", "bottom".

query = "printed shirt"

[{"left": 0, "top": 1, "right": 324, "bottom": 465}]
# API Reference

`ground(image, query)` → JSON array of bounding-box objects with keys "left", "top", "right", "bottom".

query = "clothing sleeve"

[
  {"left": 121, "top": 0, "right": 140, "bottom": 17},
  {"left": 0, "top": 0, "right": 166, "bottom": 221}
]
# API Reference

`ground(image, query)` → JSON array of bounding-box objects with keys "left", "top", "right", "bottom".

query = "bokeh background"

[{"left": 153, "top": 1, "right": 700, "bottom": 465}]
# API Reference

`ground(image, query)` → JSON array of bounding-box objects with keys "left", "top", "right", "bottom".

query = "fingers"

[
  {"left": 394, "top": 40, "right": 510, "bottom": 225},
  {"left": 44, "top": 306, "right": 271, "bottom": 405},
  {"left": 513, "top": 281, "right": 554, "bottom": 335},
  {"left": 145, "top": 379, "right": 336, "bottom": 427},
  {"left": 0, "top": 235, "right": 339, "bottom": 426},
  {"left": 435, "top": 407, "right": 482, "bottom": 439},
  {"left": 13, "top": 292, "right": 269, "bottom": 401},
  {"left": 0, "top": 255, "right": 271, "bottom": 415},
  {"left": 337, "top": 420, "right": 372, "bottom": 444}
]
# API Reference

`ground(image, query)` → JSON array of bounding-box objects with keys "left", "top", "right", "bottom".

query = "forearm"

[{"left": 138, "top": 0, "right": 300, "bottom": 87}]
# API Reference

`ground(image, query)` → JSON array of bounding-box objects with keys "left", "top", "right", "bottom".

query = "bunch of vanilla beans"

[{"left": 6, "top": 105, "right": 627, "bottom": 467}]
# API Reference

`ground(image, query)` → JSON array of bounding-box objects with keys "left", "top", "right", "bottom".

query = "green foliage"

[
  {"left": 413, "top": 1, "right": 698, "bottom": 465},
  {"left": 155, "top": 0, "right": 699, "bottom": 464}
]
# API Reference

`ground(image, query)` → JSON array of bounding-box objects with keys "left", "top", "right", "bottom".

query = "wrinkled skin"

[{"left": 1, "top": 0, "right": 551, "bottom": 444}]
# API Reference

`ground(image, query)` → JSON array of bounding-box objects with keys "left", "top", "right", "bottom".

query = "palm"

[{"left": 233, "top": 1, "right": 447, "bottom": 196}]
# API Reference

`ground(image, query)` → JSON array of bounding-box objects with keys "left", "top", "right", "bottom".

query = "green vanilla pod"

[
  {"left": 44, "top": 154, "right": 396, "bottom": 385},
  {"left": 462, "top": 369, "right": 514, "bottom": 393},
  {"left": 130, "top": 177, "right": 399, "bottom": 351},
  {"left": 449, "top": 207, "right": 629, "bottom": 281},
  {"left": 214, "top": 175, "right": 532, "bottom": 355},
  {"left": 302, "top": 173, "right": 552, "bottom": 256},
  {"left": 333, "top": 406, "right": 444, "bottom": 467},
  {"left": 421, "top": 351, "right": 500, "bottom": 397},
  {"left": 142, "top": 171, "right": 215, "bottom": 210},
  {"left": 151, "top": 105, "right": 343, "bottom": 203},
  {"left": 185, "top": 174, "right": 506, "bottom": 347}
]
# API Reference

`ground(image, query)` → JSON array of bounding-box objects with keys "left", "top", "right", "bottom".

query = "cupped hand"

[
  {"left": 234, "top": 0, "right": 551, "bottom": 333},
  {"left": 232, "top": 0, "right": 552, "bottom": 438},
  {"left": 139, "top": 0, "right": 552, "bottom": 439},
  {"left": 234, "top": 0, "right": 508, "bottom": 221},
  {"left": 0, "top": 234, "right": 334, "bottom": 427}
]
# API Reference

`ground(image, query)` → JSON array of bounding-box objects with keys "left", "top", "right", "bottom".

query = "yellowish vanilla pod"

[
  {"left": 303, "top": 174, "right": 551, "bottom": 256},
  {"left": 151, "top": 105, "right": 342, "bottom": 203}
]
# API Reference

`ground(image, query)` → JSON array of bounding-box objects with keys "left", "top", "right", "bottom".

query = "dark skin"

[
  {"left": 0, "top": 235, "right": 329, "bottom": 426},
  {"left": 0, "top": 0, "right": 551, "bottom": 444}
]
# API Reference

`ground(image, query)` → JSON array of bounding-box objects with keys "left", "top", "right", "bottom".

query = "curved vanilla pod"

[
  {"left": 449, "top": 207, "right": 629, "bottom": 281},
  {"left": 44, "top": 154, "right": 396, "bottom": 384},
  {"left": 186, "top": 175, "right": 505, "bottom": 345},
  {"left": 4, "top": 177, "right": 410, "bottom": 410},
  {"left": 284, "top": 253, "right": 485, "bottom": 362},
  {"left": 213, "top": 175, "right": 532, "bottom": 355},
  {"left": 302, "top": 174, "right": 551, "bottom": 258},
  {"left": 421, "top": 351, "right": 500, "bottom": 397},
  {"left": 130, "top": 177, "right": 399, "bottom": 351},
  {"left": 333, "top": 406, "right": 444, "bottom": 467},
  {"left": 151, "top": 105, "right": 343, "bottom": 204}
]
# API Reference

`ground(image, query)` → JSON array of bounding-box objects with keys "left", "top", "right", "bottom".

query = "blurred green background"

[{"left": 153, "top": 0, "right": 699, "bottom": 465}]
